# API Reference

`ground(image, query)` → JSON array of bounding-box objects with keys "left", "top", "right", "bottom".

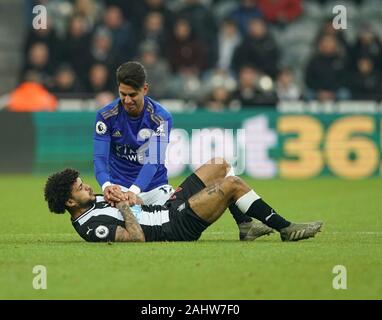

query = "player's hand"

[
  {"left": 125, "top": 191, "right": 138, "bottom": 206},
  {"left": 136, "top": 196, "right": 144, "bottom": 205},
  {"left": 104, "top": 185, "right": 127, "bottom": 205}
]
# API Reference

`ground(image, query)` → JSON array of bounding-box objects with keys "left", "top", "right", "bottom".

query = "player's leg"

[
  {"left": 231, "top": 179, "right": 323, "bottom": 241},
  {"left": 188, "top": 176, "right": 247, "bottom": 223},
  {"left": 189, "top": 175, "right": 282, "bottom": 225},
  {"left": 189, "top": 176, "right": 323, "bottom": 241},
  {"left": 193, "top": 158, "right": 253, "bottom": 223},
  {"left": 193, "top": 158, "right": 272, "bottom": 239},
  {"left": 193, "top": 157, "right": 230, "bottom": 186}
]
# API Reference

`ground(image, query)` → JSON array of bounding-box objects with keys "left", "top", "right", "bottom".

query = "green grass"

[{"left": 0, "top": 175, "right": 381, "bottom": 299}]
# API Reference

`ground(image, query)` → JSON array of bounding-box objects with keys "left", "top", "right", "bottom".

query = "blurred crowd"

[{"left": 15, "top": 0, "right": 382, "bottom": 112}]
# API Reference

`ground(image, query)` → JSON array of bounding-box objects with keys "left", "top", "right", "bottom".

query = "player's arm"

[
  {"left": 114, "top": 201, "right": 145, "bottom": 242},
  {"left": 127, "top": 118, "right": 173, "bottom": 204},
  {"left": 93, "top": 114, "right": 126, "bottom": 203}
]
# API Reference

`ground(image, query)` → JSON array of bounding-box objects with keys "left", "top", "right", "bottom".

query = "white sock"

[{"left": 235, "top": 190, "right": 260, "bottom": 214}]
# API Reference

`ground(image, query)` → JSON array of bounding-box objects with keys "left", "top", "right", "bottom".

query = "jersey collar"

[{"left": 71, "top": 203, "right": 96, "bottom": 224}]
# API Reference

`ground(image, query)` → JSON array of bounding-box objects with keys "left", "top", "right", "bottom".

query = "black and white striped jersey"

[{"left": 72, "top": 195, "right": 171, "bottom": 242}]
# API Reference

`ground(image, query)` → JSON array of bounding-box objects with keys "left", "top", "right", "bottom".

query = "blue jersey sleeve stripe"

[
  {"left": 150, "top": 114, "right": 162, "bottom": 126},
  {"left": 101, "top": 104, "right": 119, "bottom": 119},
  {"left": 146, "top": 103, "right": 154, "bottom": 113},
  {"left": 101, "top": 107, "right": 115, "bottom": 117}
]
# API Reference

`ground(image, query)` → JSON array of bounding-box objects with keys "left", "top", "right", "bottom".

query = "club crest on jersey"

[
  {"left": 96, "top": 121, "right": 107, "bottom": 135},
  {"left": 95, "top": 225, "right": 109, "bottom": 239},
  {"left": 138, "top": 128, "right": 152, "bottom": 140}
]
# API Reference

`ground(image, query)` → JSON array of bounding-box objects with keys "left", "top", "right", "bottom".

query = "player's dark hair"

[
  {"left": 44, "top": 168, "right": 79, "bottom": 214},
  {"left": 116, "top": 61, "right": 147, "bottom": 90}
]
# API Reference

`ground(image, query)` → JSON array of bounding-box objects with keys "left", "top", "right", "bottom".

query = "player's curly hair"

[
  {"left": 116, "top": 61, "right": 147, "bottom": 90},
  {"left": 44, "top": 168, "right": 79, "bottom": 214}
]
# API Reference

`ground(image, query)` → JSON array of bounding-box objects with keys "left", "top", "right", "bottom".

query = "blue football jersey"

[{"left": 93, "top": 96, "right": 173, "bottom": 192}]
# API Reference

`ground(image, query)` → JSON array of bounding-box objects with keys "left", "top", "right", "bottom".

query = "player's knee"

[
  {"left": 223, "top": 176, "right": 244, "bottom": 193},
  {"left": 209, "top": 157, "right": 230, "bottom": 177}
]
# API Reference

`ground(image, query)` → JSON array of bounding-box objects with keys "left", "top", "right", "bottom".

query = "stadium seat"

[
  {"left": 278, "top": 19, "right": 318, "bottom": 48},
  {"left": 360, "top": 0, "right": 382, "bottom": 19},
  {"left": 212, "top": 0, "right": 237, "bottom": 22},
  {"left": 302, "top": 1, "right": 325, "bottom": 21}
]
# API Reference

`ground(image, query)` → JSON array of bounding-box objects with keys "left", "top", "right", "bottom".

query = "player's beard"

[{"left": 78, "top": 196, "right": 96, "bottom": 211}]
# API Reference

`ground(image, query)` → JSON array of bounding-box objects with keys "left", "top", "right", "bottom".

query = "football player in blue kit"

[{"left": 93, "top": 61, "right": 173, "bottom": 207}]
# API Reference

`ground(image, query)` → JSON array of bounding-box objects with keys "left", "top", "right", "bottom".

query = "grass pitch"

[{"left": 0, "top": 175, "right": 381, "bottom": 300}]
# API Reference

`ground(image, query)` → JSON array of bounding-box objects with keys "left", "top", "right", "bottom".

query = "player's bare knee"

[
  {"left": 222, "top": 176, "right": 244, "bottom": 194},
  {"left": 210, "top": 157, "right": 230, "bottom": 178}
]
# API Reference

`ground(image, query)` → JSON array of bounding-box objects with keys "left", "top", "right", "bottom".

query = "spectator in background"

[
  {"left": 49, "top": 64, "right": 84, "bottom": 98},
  {"left": 231, "top": 65, "right": 278, "bottom": 108},
  {"left": 108, "top": 0, "right": 175, "bottom": 36},
  {"left": 350, "top": 57, "right": 382, "bottom": 101},
  {"left": 102, "top": 0, "right": 138, "bottom": 24},
  {"left": 204, "top": 86, "right": 232, "bottom": 112},
  {"left": 178, "top": 0, "right": 218, "bottom": 68},
  {"left": 86, "top": 63, "right": 114, "bottom": 96},
  {"left": 315, "top": 18, "right": 350, "bottom": 57},
  {"left": 101, "top": 5, "right": 136, "bottom": 60},
  {"left": 179, "top": 0, "right": 217, "bottom": 40},
  {"left": 72, "top": 0, "right": 103, "bottom": 31},
  {"left": 24, "top": 18, "right": 63, "bottom": 66},
  {"left": 216, "top": 19, "right": 242, "bottom": 72},
  {"left": 89, "top": 27, "right": 122, "bottom": 75},
  {"left": 201, "top": 67, "right": 237, "bottom": 100},
  {"left": 21, "top": 42, "right": 53, "bottom": 87},
  {"left": 230, "top": 0, "right": 262, "bottom": 36},
  {"left": 305, "top": 34, "right": 349, "bottom": 102},
  {"left": 62, "top": 15, "right": 92, "bottom": 84},
  {"left": 134, "top": 0, "right": 175, "bottom": 35},
  {"left": 139, "top": 11, "right": 168, "bottom": 58},
  {"left": 276, "top": 67, "right": 301, "bottom": 101},
  {"left": 8, "top": 71, "right": 57, "bottom": 112},
  {"left": 138, "top": 43, "right": 171, "bottom": 100},
  {"left": 351, "top": 25, "right": 382, "bottom": 70},
  {"left": 256, "top": 0, "right": 302, "bottom": 26},
  {"left": 232, "top": 18, "right": 280, "bottom": 78},
  {"left": 168, "top": 18, "right": 208, "bottom": 76}
]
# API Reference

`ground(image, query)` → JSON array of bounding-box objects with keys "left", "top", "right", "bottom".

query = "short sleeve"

[
  {"left": 94, "top": 113, "right": 111, "bottom": 141},
  {"left": 81, "top": 222, "right": 118, "bottom": 242}
]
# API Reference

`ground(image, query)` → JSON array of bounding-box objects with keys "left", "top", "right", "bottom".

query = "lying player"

[{"left": 44, "top": 158, "right": 323, "bottom": 242}]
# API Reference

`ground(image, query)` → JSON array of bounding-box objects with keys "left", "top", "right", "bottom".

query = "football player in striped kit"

[{"left": 44, "top": 158, "right": 322, "bottom": 242}]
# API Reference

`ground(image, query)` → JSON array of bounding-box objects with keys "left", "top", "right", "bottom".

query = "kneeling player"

[{"left": 44, "top": 159, "right": 323, "bottom": 242}]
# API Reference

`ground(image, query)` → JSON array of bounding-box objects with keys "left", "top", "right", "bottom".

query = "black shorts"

[{"left": 162, "top": 173, "right": 211, "bottom": 241}]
